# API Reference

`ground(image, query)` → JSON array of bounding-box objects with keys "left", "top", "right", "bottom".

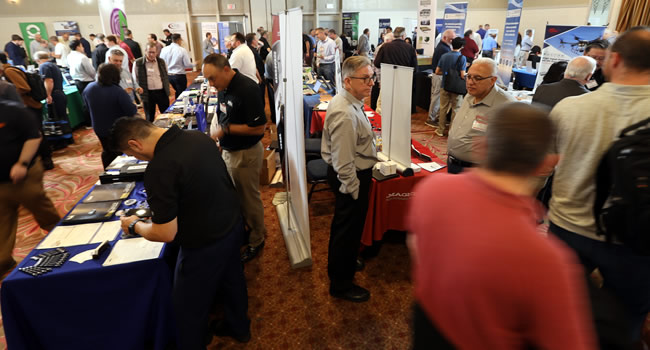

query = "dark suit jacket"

[
  {"left": 124, "top": 38, "right": 143, "bottom": 59},
  {"left": 373, "top": 39, "right": 418, "bottom": 70},
  {"left": 532, "top": 78, "right": 590, "bottom": 108}
]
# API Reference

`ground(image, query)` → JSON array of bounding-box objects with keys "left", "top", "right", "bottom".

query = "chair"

[
  {"left": 305, "top": 138, "right": 322, "bottom": 158},
  {"left": 306, "top": 158, "right": 329, "bottom": 202}
]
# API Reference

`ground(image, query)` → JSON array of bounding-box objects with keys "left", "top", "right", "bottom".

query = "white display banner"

[
  {"left": 278, "top": 8, "right": 312, "bottom": 268},
  {"left": 416, "top": 0, "right": 436, "bottom": 56},
  {"left": 380, "top": 63, "right": 414, "bottom": 169},
  {"left": 201, "top": 22, "right": 219, "bottom": 55},
  {"left": 98, "top": 0, "right": 127, "bottom": 39},
  {"left": 162, "top": 22, "right": 190, "bottom": 51},
  {"left": 334, "top": 49, "right": 342, "bottom": 95}
]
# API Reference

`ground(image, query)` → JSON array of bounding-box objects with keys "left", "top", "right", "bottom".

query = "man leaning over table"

[
  {"left": 321, "top": 56, "right": 378, "bottom": 303},
  {"left": 114, "top": 117, "right": 250, "bottom": 347}
]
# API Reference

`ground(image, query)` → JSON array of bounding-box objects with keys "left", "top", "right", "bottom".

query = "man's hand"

[
  {"left": 136, "top": 87, "right": 143, "bottom": 94},
  {"left": 120, "top": 215, "right": 140, "bottom": 234},
  {"left": 214, "top": 123, "right": 226, "bottom": 140},
  {"left": 125, "top": 87, "right": 133, "bottom": 94},
  {"left": 10, "top": 163, "right": 28, "bottom": 184},
  {"left": 46, "top": 95, "right": 52, "bottom": 104}
]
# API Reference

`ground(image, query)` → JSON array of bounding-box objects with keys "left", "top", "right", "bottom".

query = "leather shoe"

[
  {"left": 330, "top": 284, "right": 370, "bottom": 302},
  {"left": 241, "top": 241, "right": 264, "bottom": 263},
  {"left": 355, "top": 258, "right": 365, "bottom": 271},
  {"left": 211, "top": 320, "right": 251, "bottom": 343}
]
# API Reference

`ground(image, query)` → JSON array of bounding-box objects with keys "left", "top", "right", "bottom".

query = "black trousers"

[
  {"left": 28, "top": 107, "right": 52, "bottom": 162},
  {"left": 168, "top": 74, "right": 187, "bottom": 100},
  {"left": 143, "top": 89, "right": 170, "bottom": 122},
  {"left": 97, "top": 135, "right": 121, "bottom": 169},
  {"left": 75, "top": 80, "right": 92, "bottom": 126},
  {"left": 446, "top": 155, "right": 475, "bottom": 174},
  {"left": 173, "top": 219, "right": 250, "bottom": 349},
  {"left": 48, "top": 89, "right": 67, "bottom": 121},
  {"left": 265, "top": 79, "right": 276, "bottom": 124},
  {"left": 327, "top": 166, "right": 373, "bottom": 291},
  {"left": 370, "top": 83, "right": 380, "bottom": 111}
]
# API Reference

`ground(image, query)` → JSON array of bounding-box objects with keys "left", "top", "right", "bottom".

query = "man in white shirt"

[
  {"left": 160, "top": 33, "right": 193, "bottom": 99},
  {"left": 315, "top": 27, "right": 337, "bottom": 84},
  {"left": 228, "top": 32, "right": 259, "bottom": 84},
  {"left": 104, "top": 35, "right": 130, "bottom": 73},
  {"left": 51, "top": 35, "right": 70, "bottom": 67},
  {"left": 522, "top": 29, "right": 534, "bottom": 52},
  {"left": 67, "top": 40, "right": 95, "bottom": 91},
  {"left": 328, "top": 29, "right": 343, "bottom": 55}
]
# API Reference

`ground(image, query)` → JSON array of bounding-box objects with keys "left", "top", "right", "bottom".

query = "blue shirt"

[
  {"left": 432, "top": 42, "right": 451, "bottom": 70},
  {"left": 5, "top": 42, "right": 26, "bottom": 67},
  {"left": 159, "top": 43, "right": 192, "bottom": 75},
  {"left": 38, "top": 61, "right": 64, "bottom": 92},
  {"left": 82, "top": 82, "right": 138, "bottom": 138},
  {"left": 437, "top": 51, "right": 467, "bottom": 89},
  {"left": 482, "top": 35, "right": 497, "bottom": 51},
  {"left": 477, "top": 28, "right": 486, "bottom": 39}
]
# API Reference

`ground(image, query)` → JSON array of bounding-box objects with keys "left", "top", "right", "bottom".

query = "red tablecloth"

[{"left": 312, "top": 107, "right": 447, "bottom": 246}]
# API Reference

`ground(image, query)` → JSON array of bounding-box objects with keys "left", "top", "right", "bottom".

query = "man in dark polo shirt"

[
  {"left": 113, "top": 117, "right": 250, "bottom": 348},
  {"left": 205, "top": 54, "right": 267, "bottom": 263},
  {"left": 36, "top": 52, "right": 68, "bottom": 121}
]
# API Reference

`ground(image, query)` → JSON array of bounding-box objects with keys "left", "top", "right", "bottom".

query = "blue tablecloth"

[
  {"left": 303, "top": 82, "right": 334, "bottom": 138},
  {"left": 512, "top": 68, "right": 538, "bottom": 89},
  {"left": 1, "top": 182, "right": 176, "bottom": 350}
]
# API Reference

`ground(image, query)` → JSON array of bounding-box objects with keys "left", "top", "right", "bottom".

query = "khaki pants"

[
  {"left": 0, "top": 159, "right": 60, "bottom": 270},
  {"left": 438, "top": 89, "right": 460, "bottom": 134},
  {"left": 222, "top": 141, "right": 266, "bottom": 247},
  {"left": 428, "top": 75, "right": 442, "bottom": 121}
]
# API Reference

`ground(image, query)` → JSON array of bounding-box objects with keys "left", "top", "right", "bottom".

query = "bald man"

[
  {"left": 532, "top": 56, "right": 596, "bottom": 108},
  {"left": 427, "top": 29, "right": 456, "bottom": 126}
]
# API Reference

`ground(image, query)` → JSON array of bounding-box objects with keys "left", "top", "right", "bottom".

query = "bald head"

[
  {"left": 564, "top": 56, "right": 597, "bottom": 83},
  {"left": 442, "top": 29, "right": 456, "bottom": 44}
]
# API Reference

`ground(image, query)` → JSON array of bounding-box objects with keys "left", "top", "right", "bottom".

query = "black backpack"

[
  {"left": 442, "top": 53, "right": 467, "bottom": 95},
  {"left": 593, "top": 117, "right": 650, "bottom": 255},
  {"left": 4, "top": 66, "right": 48, "bottom": 102}
]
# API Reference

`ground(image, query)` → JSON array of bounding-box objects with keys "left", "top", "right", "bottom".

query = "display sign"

[
  {"left": 533, "top": 25, "right": 606, "bottom": 89},
  {"left": 416, "top": 0, "right": 436, "bottom": 56},
  {"left": 52, "top": 21, "right": 80, "bottom": 36},
  {"left": 496, "top": 0, "right": 524, "bottom": 87},
  {"left": 342, "top": 12, "right": 359, "bottom": 45},
  {"left": 162, "top": 22, "right": 189, "bottom": 51},
  {"left": 441, "top": 2, "right": 468, "bottom": 36},
  {"left": 217, "top": 22, "right": 230, "bottom": 54},
  {"left": 98, "top": 0, "right": 127, "bottom": 39},
  {"left": 19, "top": 22, "right": 48, "bottom": 57}
]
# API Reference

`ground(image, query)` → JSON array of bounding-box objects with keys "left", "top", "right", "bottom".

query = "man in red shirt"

[
  {"left": 408, "top": 102, "right": 597, "bottom": 349},
  {"left": 461, "top": 29, "right": 479, "bottom": 66}
]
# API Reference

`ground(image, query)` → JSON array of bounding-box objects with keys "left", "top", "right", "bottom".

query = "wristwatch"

[
  {"left": 128, "top": 218, "right": 146, "bottom": 236},
  {"left": 19, "top": 160, "right": 30, "bottom": 167}
]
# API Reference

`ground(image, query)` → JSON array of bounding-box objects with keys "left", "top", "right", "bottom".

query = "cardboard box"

[{"left": 260, "top": 149, "right": 277, "bottom": 185}]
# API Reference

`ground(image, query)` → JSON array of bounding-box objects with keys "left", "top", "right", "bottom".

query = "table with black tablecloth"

[{"left": 0, "top": 182, "right": 176, "bottom": 350}]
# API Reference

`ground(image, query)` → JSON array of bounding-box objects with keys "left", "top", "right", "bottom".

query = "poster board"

[
  {"left": 53, "top": 21, "right": 80, "bottom": 36},
  {"left": 380, "top": 63, "right": 414, "bottom": 169},
  {"left": 162, "top": 22, "right": 190, "bottom": 51},
  {"left": 416, "top": 0, "right": 435, "bottom": 56},
  {"left": 496, "top": 0, "right": 524, "bottom": 87},
  {"left": 201, "top": 22, "right": 219, "bottom": 56},
  {"left": 98, "top": 0, "right": 127, "bottom": 39},
  {"left": 441, "top": 2, "right": 468, "bottom": 36}
]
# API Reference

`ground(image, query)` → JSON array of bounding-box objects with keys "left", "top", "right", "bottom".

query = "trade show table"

[
  {"left": 1, "top": 182, "right": 176, "bottom": 350},
  {"left": 512, "top": 68, "right": 538, "bottom": 90}
]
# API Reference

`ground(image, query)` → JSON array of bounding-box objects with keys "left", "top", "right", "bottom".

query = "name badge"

[
  {"left": 220, "top": 103, "right": 227, "bottom": 114},
  {"left": 586, "top": 80, "right": 598, "bottom": 89},
  {"left": 147, "top": 68, "right": 155, "bottom": 73},
  {"left": 471, "top": 115, "right": 488, "bottom": 132}
]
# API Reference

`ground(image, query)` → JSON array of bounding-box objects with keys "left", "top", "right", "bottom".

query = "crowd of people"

[{"left": 1, "top": 20, "right": 649, "bottom": 349}]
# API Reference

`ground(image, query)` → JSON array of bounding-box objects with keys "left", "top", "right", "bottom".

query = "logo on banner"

[
  {"left": 167, "top": 23, "right": 183, "bottom": 30},
  {"left": 110, "top": 8, "right": 127, "bottom": 35},
  {"left": 386, "top": 192, "right": 415, "bottom": 201},
  {"left": 25, "top": 24, "right": 41, "bottom": 39}
]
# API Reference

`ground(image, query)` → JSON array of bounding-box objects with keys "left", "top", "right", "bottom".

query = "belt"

[
  {"left": 447, "top": 155, "right": 475, "bottom": 168},
  {"left": 320, "top": 62, "right": 334, "bottom": 65}
]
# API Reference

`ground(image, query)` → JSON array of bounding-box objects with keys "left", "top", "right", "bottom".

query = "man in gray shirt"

[
  {"left": 548, "top": 27, "right": 650, "bottom": 345},
  {"left": 29, "top": 34, "right": 53, "bottom": 59},
  {"left": 357, "top": 28, "right": 370, "bottom": 57},
  {"left": 447, "top": 58, "right": 514, "bottom": 173},
  {"left": 203, "top": 32, "right": 214, "bottom": 58},
  {"left": 321, "top": 56, "right": 377, "bottom": 302}
]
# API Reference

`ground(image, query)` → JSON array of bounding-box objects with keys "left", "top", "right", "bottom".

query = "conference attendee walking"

[
  {"left": 204, "top": 54, "right": 267, "bottom": 263},
  {"left": 321, "top": 56, "right": 378, "bottom": 303},
  {"left": 29, "top": 34, "right": 52, "bottom": 58},
  {"left": 4, "top": 35, "right": 27, "bottom": 67},
  {"left": 461, "top": 30, "right": 480, "bottom": 65},
  {"left": 357, "top": 28, "right": 370, "bottom": 57},
  {"left": 427, "top": 29, "right": 455, "bottom": 126},
  {"left": 160, "top": 33, "right": 193, "bottom": 99},
  {"left": 82, "top": 63, "right": 139, "bottom": 168},
  {"left": 0, "top": 100, "right": 60, "bottom": 278},
  {"left": 245, "top": 33, "right": 266, "bottom": 106},
  {"left": 92, "top": 34, "right": 108, "bottom": 70},
  {"left": 35, "top": 52, "right": 68, "bottom": 122},
  {"left": 161, "top": 29, "right": 172, "bottom": 46},
  {"left": 68, "top": 40, "right": 96, "bottom": 125},
  {"left": 482, "top": 32, "right": 498, "bottom": 58},
  {"left": 73, "top": 33, "right": 92, "bottom": 58},
  {"left": 51, "top": 35, "right": 70, "bottom": 67},
  {"left": 104, "top": 35, "right": 130, "bottom": 73},
  {"left": 446, "top": 58, "right": 514, "bottom": 174},
  {"left": 548, "top": 27, "right": 650, "bottom": 346},
  {"left": 123, "top": 29, "right": 142, "bottom": 60},
  {"left": 408, "top": 102, "right": 597, "bottom": 350},
  {"left": 113, "top": 117, "right": 250, "bottom": 348},
  {"left": 107, "top": 49, "right": 142, "bottom": 103},
  {"left": 315, "top": 27, "right": 337, "bottom": 85},
  {"left": 133, "top": 42, "right": 171, "bottom": 121},
  {"left": 203, "top": 32, "right": 214, "bottom": 58},
  {"left": 435, "top": 37, "right": 467, "bottom": 137},
  {"left": 147, "top": 33, "right": 164, "bottom": 57},
  {"left": 228, "top": 33, "right": 260, "bottom": 84}
]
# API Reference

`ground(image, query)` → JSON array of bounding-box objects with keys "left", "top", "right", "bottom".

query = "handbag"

[{"left": 443, "top": 53, "right": 467, "bottom": 95}]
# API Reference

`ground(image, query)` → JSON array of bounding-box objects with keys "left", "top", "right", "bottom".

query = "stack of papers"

[
  {"left": 103, "top": 237, "right": 164, "bottom": 266},
  {"left": 315, "top": 102, "right": 329, "bottom": 110},
  {"left": 418, "top": 162, "right": 446, "bottom": 172},
  {"left": 38, "top": 221, "right": 123, "bottom": 249}
]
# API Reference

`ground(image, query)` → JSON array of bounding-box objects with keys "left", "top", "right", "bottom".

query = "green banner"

[
  {"left": 19, "top": 22, "right": 48, "bottom": 58},
  {"left": 342, "top": 12, "right": 359, "bottom": 43}
]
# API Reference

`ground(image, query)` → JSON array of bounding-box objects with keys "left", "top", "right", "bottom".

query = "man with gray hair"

[
  {"left": 532, "top": 56, "right": 596, "bottom": 108},
  {"left": 446, "top": 57, "right": 515, "bottom": 173},
  {"left": 427, "top": 29, "right": 456, "bottom": 126},
  {"left": 522, "top": 29, "right": 534, "bottom": 52},
  {"left": 322, "top": 56, "right": 378, "bottom": 302},
  {"left": 107, "top": 49, "right": 142, "bottom": 103},
  {"left": 373, "top": 26, "right": 418, "bottom": 112}
]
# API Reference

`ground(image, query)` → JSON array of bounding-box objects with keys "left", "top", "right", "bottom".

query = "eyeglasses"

[
  {"left": 465, "top": 74, "right": 494, "bottom": 82},
  {"left": 348, "top": 74, "right": 376, "bottom": 84}
]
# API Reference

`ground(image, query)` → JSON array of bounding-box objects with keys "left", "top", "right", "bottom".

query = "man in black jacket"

[
  {"left": 532, "top": 56, "right": 596, "bottom": 108},
  {"left": 373, "top": 27, "right": 418, "bottom": 112},
  {"left": 91, "top": 34, "right": 108, "bottom": 70},
  {"left": 124, "top": 29, "right": 143, "bottom": 59}
]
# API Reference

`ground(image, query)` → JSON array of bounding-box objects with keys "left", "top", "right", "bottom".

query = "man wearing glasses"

[
  {"left": 583, "top": 39, "right": 609, "bottom": 91},
  {"left": 322, "top": 56, "right": 378, "bottom": 302},
  {"left": 446, "top": 58, "right": 514, "bottom": 174}
]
